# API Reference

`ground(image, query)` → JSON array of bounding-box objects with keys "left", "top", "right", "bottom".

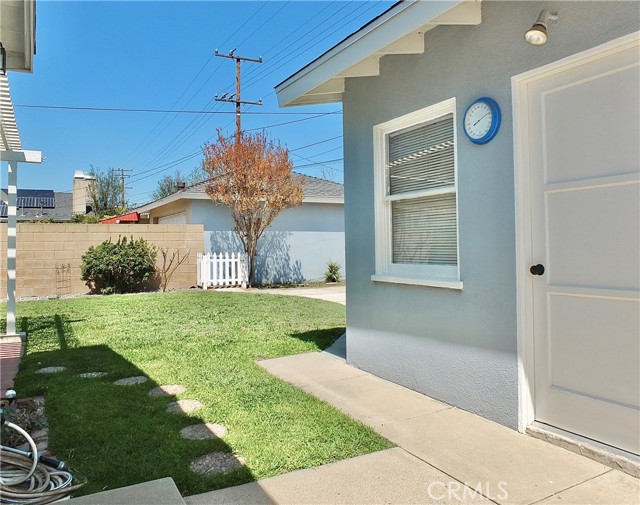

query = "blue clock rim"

[{"left": 463, "top": 97, "right": 501, "bottom": 145}]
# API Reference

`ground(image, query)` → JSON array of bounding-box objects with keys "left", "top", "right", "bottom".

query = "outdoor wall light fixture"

[
  {"left": 525, "top": 10, "right": 559, "bottom": 46},
  {"left": 0, "top": 43, "right": 7, "bottom": 75}
]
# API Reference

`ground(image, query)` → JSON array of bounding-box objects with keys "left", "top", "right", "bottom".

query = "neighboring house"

[
  {"left": 0, "top": 189, "right": 73, "bottom": 222},
  {"left": 0, "top": 170, "right": 96, "bottom": 223},
  {"left": 135, "top": 174, "right": 345, "bottom": 284},
  {"left": 276, "top": 0, "right": 640, "bottom": 459},
  {"left": 99, "top": 211, "right": 140, "bottom": 224}
]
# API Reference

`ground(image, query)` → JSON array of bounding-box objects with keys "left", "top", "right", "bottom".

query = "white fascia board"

[
  {"left": 0, "top": 150, "right": 41, "bottom": 163},
  {"left": 136, "top": 192, "right": 343, "bottom": 212},
  {"left": 24, "top": 0, "right": 35, "bottom": 73},
  {"left": 302, "top": 196, "right": 344, "bottom": 204},
  {"left": 135, "top": 191, "right": 211, "bottom": 213},
  {"left": 276, "top": 0, "right": 479, "bottom": 108}
]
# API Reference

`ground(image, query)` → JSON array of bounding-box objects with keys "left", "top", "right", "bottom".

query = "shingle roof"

[
  {"left": 0, "top": 190, "right": 74, "bottom": 222},
  {"left": 296, "top": 174, "right": 344, "bottom": 199},
  {"left": 183, "top": 174, "right": 343, "bottom": 200}
]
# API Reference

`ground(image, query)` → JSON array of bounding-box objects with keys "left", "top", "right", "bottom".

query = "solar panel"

[
  {"left": 16, "top": 196, "right": 56, "bottom": 208},
  {"left": 0, "top": 189, "right": 57, "bottom": 213}
]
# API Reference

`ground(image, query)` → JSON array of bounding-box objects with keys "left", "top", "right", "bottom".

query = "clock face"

[{"left": 463, "top": 98, "right": 501, "bottom": 144}]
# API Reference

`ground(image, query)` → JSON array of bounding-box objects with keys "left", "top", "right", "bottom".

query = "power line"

[
  {"left": 246, "top": 110, "right": 341, "bottom": 132},
  {"left": 130, "top": 1, "right": 275, "bottom": 167},
  {"left": 290, "top": 135, "right": 342, "bottom": 152},
  {"left": 127, "top": 111, "right": 343, "bottom": 184},
  {"left": 293, "top": 158, "right": 344, "bottom": 169},
  {"left": 13, "top": 104, "right": 324, "bottom": 115},
  {"left": 123, "top": 2, "right": 271, "bottom": 166},
  {"left": 127, "top": 1, "right": 365, "bottom": 177},
  {"left": 242, "top": 1, "right": 383, "bottom": 91},
  {"left": 119, "top": 53, "right": 217, "bottom": 166}
]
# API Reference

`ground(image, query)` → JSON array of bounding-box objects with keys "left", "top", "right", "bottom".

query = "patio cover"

[{"left": 1, "top": 74, "right": 42, "bottom": 337}]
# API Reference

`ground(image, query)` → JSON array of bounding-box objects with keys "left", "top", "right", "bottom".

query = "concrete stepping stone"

[
  {"left": 113, "top": 376, "right": 148, "bottom": 386},
  {"left": 79, "top": 372, "right": 108, "bottom": 379},
  {"left": 148, "top": 384, "right": 186, "bottom": 397},
  {"left": 36, "top": 366, "right": 66, "bottom": 374},
  {"left": 189, "top": 452, "right": 244, "bottom": 475},
  {"left": 180, "top": 423, "right": 228, "bottom": 440},
  {"left": 166, "top": 400, "right": 203, "bottom": 413}
]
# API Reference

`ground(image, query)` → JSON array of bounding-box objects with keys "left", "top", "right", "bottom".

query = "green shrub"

[
  {"left": 69, "top": 214, "right": 100, "bottom": 224},
  {"left": 81, "top": 236, "right": 157, "bottom": 294},
  {"left": 324, "top": 260, "right": 341, "bottom": 283}
]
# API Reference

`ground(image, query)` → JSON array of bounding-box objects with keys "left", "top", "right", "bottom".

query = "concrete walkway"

[
  {"left": 187, "top": 347, "right": 639, "bottom": 505},
  {"left": 230, "top": 285, "right": 346, "bottom": 305}
]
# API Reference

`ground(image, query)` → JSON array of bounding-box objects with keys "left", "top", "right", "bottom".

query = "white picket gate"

[{"left": 197, "top": 252, "right": 248, "bottom": 289}]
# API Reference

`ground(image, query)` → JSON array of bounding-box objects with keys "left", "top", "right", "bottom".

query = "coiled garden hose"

[{"left": 1, "top": 422, "right": 86, "bottom": 504}]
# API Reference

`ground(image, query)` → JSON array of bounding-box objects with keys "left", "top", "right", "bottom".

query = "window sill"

[{"left": 371, "top": 274, "right": 463, "bottom": 290}]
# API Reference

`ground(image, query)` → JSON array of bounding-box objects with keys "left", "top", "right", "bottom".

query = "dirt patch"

[{"left": 0, "top": 396, "right": 48, "bottom": 451}]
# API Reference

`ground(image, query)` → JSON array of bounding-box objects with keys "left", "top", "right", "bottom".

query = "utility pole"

[
  {"left": 214, "top": 49, "right": 263, "bottom": 137},
  {"left": 116, "top": 168, "right": 131, "bottom": 210}
]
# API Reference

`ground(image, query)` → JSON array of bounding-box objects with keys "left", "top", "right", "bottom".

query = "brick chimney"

[{"left": 72, "top": 170, "right": 95, "bottom": 215}]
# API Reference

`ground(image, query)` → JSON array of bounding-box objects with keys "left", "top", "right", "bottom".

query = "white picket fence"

[{"left": 197, "top": 252, "right": 248, "bottom": 289}]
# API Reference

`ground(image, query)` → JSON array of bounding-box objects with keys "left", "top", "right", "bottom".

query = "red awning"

[{"left": 99, "top": 211, "right": 140, "bottom": 224}]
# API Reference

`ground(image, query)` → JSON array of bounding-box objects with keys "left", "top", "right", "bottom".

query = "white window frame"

[{"left": 371, "top": 97, "right": 463, "bottom": 290}]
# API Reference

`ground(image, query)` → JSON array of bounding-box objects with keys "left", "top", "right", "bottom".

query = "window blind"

[
  {"left": 392, "top": 193, "right": 457, "bottom": 265},
  {"left": 388, "top": 114, "right": 454, "bottom": 195}
]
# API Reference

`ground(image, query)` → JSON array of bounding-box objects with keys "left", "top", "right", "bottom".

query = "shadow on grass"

[
  {"left": 18, "top": 314, "right": 82, "bottom": 353},
  {"left": 13, "top": 342, "right": 266, "bottom": 500},
  {"left": 288, "top": 327, "right": 345, "bottom": 352}
]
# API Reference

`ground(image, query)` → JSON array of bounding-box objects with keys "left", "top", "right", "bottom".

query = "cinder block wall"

[{"left": 0, "top": 224, "right": 204, "bottom": 298}]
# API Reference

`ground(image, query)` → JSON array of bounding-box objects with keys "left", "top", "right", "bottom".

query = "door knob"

[{"left": 530, "top": 264, "right": 545, "bottom": 276}]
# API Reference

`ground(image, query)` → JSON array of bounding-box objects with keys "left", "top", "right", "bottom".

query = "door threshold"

[{"left": 527, "top": 422, "right": 639, "bottom": 478}]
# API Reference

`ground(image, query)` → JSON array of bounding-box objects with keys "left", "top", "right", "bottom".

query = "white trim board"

[
  {"left": 275, "top": 0, "right": 480, "bottom": 107},
  {"left": 511, "top": 31, "right": 640, "bottom": 434}
]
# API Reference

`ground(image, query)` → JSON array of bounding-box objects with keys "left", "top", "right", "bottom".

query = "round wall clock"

[{"left": 463, "top": 97, "right": 501, "bottom": 144}]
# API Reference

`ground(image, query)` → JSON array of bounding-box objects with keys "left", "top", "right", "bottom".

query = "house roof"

[
  {"left": 100, "top": 211, "right": 140, "bottom": 224},
  {"left": 0, "top": 190, "right": 73, "bottom": 222},
  {"left": 135, "top": 174, "right": 344, "bottom": 214},
  {"left": 275, "top": 0, "right": 481, "bottom": 107}
]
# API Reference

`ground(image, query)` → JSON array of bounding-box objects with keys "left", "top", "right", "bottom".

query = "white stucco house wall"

[
  {"left": 276, "top": 0, "right": 639, "bottom": 461},
  {"left": 135, "top": 174, "right": 345, "bottom": 284}
]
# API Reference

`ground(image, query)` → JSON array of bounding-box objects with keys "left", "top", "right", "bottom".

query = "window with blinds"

[{"left": 386, "top": 113, "right": 457, "bottom": 266}]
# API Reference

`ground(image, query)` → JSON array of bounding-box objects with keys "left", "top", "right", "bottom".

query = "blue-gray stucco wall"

[{"left": 342, "top": 1, "right": 639, "bottom": 429}]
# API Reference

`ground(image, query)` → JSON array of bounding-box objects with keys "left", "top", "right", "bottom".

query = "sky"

[{"left": 3, "top": 0, "right": 395, "bottom": 207}]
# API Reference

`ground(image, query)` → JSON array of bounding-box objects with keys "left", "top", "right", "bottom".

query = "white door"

[
  {"left": 527, "top": 37, "right": 640, "bottom": 455},
  {"left": 158, "top": 212, "right": 186, "bottom": 225}
]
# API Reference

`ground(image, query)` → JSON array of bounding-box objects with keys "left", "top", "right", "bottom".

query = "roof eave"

[
  {"left": 0, "top": 0, "right": 37, "bottom": 73},
  {"left": 134, "top": 190, "right": 208, "bottom": 213},
  {"left": 303, "top": 196, "right": 344, "bottom": 204},
  {"left": 275, "top": 0, "right": 481, "bottom": 108},
  {"left": 136, "top": 192, "right": 344, "bottom": 213}
]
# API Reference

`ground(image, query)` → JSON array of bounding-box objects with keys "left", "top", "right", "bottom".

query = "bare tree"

[
  {"left": 202, "top": 130, "right": 303, "bottom": 285},
  {"left": 158, "top": 248, "right": 190, "bottom": 292}
]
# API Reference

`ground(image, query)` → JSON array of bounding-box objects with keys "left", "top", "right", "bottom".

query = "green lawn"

[{"left": 2, "top": 292, "right": 391, "bottom": 497}]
